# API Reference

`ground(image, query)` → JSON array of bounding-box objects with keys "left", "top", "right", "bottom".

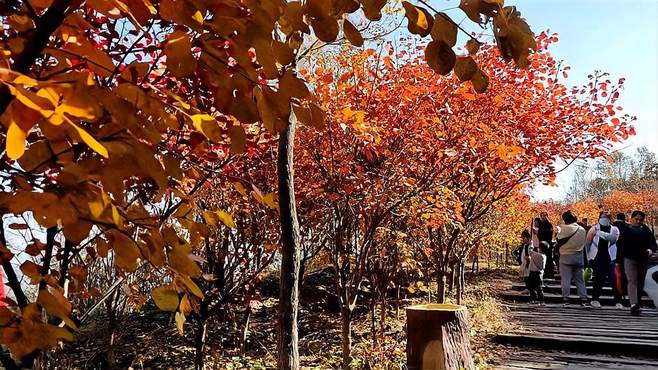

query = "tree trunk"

[
  {"left": 277, "top": 118, "right": 302, "bottom": 370},
  {"left": 240, "top": 308, "right": 252, "bottom": 355},
  {"left": 406, "top": 304, "right": 474, "bottom": 370},
  {"left": 370, "top": 297, "right": 377, "bottom": 346},
  {"left": 341, "top": 306, "right": 353, "bottom": 370},
  {"left": 456, "top": 262, "right": 465, "bottom": 305},
  {"left": 195, "top": 302, "right": 209, "bottom": 370},
  {"left": 448, "top": 266, "right": 455, "bottom": 295},
  {"left": 505, "top": 244, "right": 509, "bottom": 266},
  {"left": 396, "top": 284, "right": 401, "bottom": 320},
  {"left": 105, "top": 298, "right": 117, "bottom": 369},
  {"left": 379, "top": 297, "right": 387, "bottom": 341},
  {"left": 436, "top": 272, "right": 446, "bottom": 304},
  {"left": 298, "top": 251, "right": 307, "bottom": 289}
]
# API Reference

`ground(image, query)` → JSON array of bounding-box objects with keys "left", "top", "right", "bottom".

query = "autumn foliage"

[{"left": 0, "top": 0, "right": 638, "bottom": 368}]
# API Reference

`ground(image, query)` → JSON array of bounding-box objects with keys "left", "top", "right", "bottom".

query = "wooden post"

[{"left": 406, "top": 304, "right": 474, "bottom": 370}]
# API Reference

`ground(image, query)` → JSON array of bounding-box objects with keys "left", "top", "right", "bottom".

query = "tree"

[{"left": 0, "top": 1, "right": 540, "bottom": 368}]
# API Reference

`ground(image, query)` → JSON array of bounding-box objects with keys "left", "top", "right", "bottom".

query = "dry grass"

[{"left": 54, "top": 268, "right": 519, "bottom": 369}]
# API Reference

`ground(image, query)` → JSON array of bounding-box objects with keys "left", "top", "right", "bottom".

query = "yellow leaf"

[
  {"left": 88, "top": 200, "right": 105, "bottom": 218},
  {"left": 109, "top": 230, "right": 140, "bottom": 272},
  {"left": 233, "top": 182, "right": 247, "bottom": 196},
  {"left": 164, "top": 30, "right": 196, "bottom": 78},
  {"left": 202, "top": 210, "right": 218, "bottom": 226},
  {"left": 37, "top": 289, "right": 77, "bottom": 329},
  {"left": 175, "top": 311, "right": 186, "bottom": 335},
  {"left": 179, "top": 295, "right": 192, "bottom": 315},
  {"left": 6, "top": 122, "right": 26, "bottom": 159},
  {"left": 216, "top": 210, "right": 236, "bottom": 228},
  {"left": 192, "top": 10, "right": 204, "bottom": 24},
  {"left": 402, "top": 1, "right": 433, "bottom": 37},
  {"left": 69, "top": 122, "right": 109, "bottom": 158},
  {"left": 178, "top": 275, "right": 204, "bottom": 298},
  {"left": 262, "top": 193, "right": 278, "bottom": 210},
  {"left": 191, "top": 114, "right": 221, "bottom": 141},
  {"left": 228, "top": 125, "right": 247, "bottom": 154},
  {"left": 168, "top": 243, "right": 202, "bottom": 277},
  {"left": 20, "top": 261, "right": 41, "bottom": 284},
  {"left": 3, "top": 83, "right": 55, "bottom": 115},
  {"left": 151, "top": 285, "right": 179, "bottom": 312}
]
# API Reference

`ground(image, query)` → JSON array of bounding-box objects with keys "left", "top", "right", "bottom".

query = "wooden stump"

[{"left": 406, "top": 303, "right": 474, "bottom": 370}]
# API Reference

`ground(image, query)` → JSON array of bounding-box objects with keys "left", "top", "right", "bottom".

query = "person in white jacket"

[
  {"left": 585, "top": 212, "right": 621, "bottom": 308},
  {"left": 645, "top": 259, "right": 658, "bottom": 309}
]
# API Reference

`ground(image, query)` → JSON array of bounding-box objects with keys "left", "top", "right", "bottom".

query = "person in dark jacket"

[
  {"left": 613, "top": 213, "right": 627, "bottom": 230},
  {"left": 617, "top": 210, "right": 658, "bottom": 316},
  {"left": 538, "top": 212, "right": 555, "bottom": 278}
]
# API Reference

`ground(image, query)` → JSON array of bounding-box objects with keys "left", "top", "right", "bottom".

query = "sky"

[
  {"left": 511, "top": 0, "right": 658, "bottom": 201},
  {"left": 418, "top": 1, "right": 657, "bottom": 202}
]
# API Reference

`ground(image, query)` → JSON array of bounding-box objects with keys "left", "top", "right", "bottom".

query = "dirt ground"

[{"left": 52, "top": 268, "right": 520, "bottom": 369}]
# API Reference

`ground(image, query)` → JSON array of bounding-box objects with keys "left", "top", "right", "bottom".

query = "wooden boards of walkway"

[
  {"left": 495, "top": 303, "right": 658, "bottom": 368},
  {"left": 494, "top": 349, "right": 658, "bottom": 370}
]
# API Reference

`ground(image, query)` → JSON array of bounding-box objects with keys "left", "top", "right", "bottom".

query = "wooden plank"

[
  {"left": 495, "top": 333, "right": 658, "bottom": 357},
  {"left": 516, "top": 327, "right": 658, "bottom": 339},
  {"left": 509, "top": 314, "right": 658, "bottom": 326},
  {"left": 517, "top": 324, "right": 658, "bottom": 335},
  {"left": 511, "top": 350, "right": 658, "bottom": 367},
  {"left": 509, "top": 313, "right": 658, "bottom": 324},
  {"left": 502, "top": 292, "right": 655, "bottom": 306},
  {"left": 503, "top": 305, "right": 658, "bottom": 317}
]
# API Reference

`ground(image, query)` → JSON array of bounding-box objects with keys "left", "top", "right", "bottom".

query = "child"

[{"left": 528, "top": 241, "right": 548, "bottom": 305}]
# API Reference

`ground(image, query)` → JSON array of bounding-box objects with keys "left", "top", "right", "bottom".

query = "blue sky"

[
  {"left": 426, "top": 0, "right": 657, "bottom": 200},
  {"left": 513, "top": 0, "right": 658, "bottom": 200}
]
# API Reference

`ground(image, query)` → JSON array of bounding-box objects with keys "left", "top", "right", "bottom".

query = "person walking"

[
  {"left": 613, "top": 213, "right": 628, "bottom": 297},
  {"left": 512, "top": 230, "right": 533, "bottom": 293},
  {"left": 531, "top": 218, "right": 541, "bottom": 249},
  {"left": 556, "top": 211, "right": 588, "bottom": 306},
  {"left": 613, "top": 213, "right": 627, "bottom": 230},
  {"left": 585, "top": 212, "right": 621, "bottom": 308},
  {"left": 617, "top": 210, "right": 658, "bottom": 316},
  {"left": 527, "top": 241, "right": 548, "bottom": 305},
  {"left": 538, "top": 212, "right": 556, "bottom": 279}
]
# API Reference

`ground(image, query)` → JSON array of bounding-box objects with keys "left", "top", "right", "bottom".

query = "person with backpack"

[
  {"left": 556, "top": 211, "right": 588, "bottom": 306},
  {"left": 617, "top": 210, "right": 658, "bottom": 316},
  {"left": 585, "top": 212, "right": 621, "bottom": 308}
]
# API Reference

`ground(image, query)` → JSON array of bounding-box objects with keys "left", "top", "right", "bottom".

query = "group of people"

[{"left": 513, "top": 210, "right": 658, "bottom": 316}]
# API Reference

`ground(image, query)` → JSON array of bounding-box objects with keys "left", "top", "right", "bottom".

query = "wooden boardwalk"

[{"left": 492, "top": 277, "right": 658, "bottom": 369}]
